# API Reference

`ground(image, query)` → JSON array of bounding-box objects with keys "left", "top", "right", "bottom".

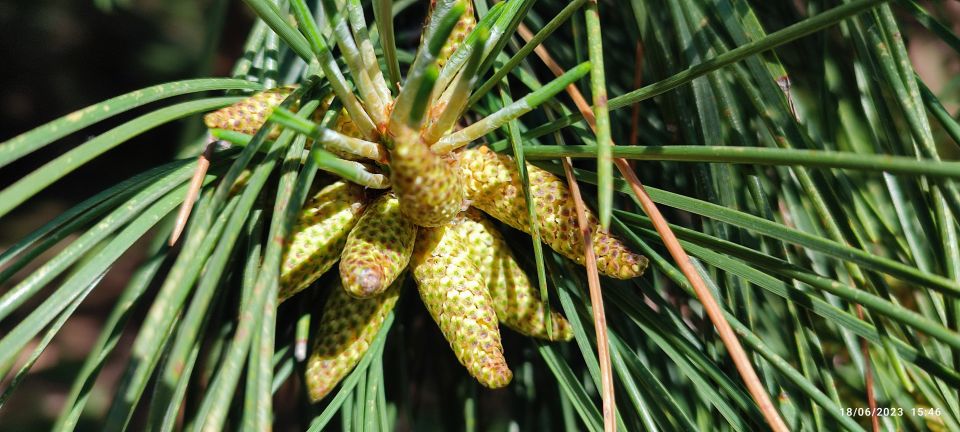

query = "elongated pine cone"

[
  {"left": 389, "top": 129, "right": 465, "bottom": 227},
  {"left": 305, "top": 280, "right": 400, "bottom": 401},
  {"left": 280, "top": 181, "right": 366, "bottom": 301},
  {"left": 458, "top": 146, "right": 648, "bottom": 279},
  {"left": 454, "top": 209, "right": 572, "bottom": 341},
  {"left": 203, "top": 87, "right": 295, "bottom": 138},
  {"left": 340, "top": 192, "right": 417, "bottom": 298},
  {"left": 411, "top": 219, "right": 512, "bottom": 388}
]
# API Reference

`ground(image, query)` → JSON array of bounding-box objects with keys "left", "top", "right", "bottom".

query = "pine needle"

[{"left": 518, "top": 27, "right": 787, "bottom": 431}]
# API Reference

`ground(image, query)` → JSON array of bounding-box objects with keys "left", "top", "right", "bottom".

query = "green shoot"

[
  {"left": 271, "top": 107, "right": 387, "bottom": 162},
  {"left": 289, "top": 0, "right": 378, "bottom": 139},
  {"left": 434, "top": 1, "right": 506, "bottom": 96},
  {"left": 423, "top": 25, "right": 490, "bottom": 144},
  {"left": 410, "top": 65, "right": 440, "bottom": 127},
  {"left": 584, "top": 0, "right": 613, "bottom": 229},
  {"left": 320, "top": 0, "right": 388, "bottom": 124},
  {"left": 312, "top": 149, "right": 390, "bottom": 189},
  {"left": 347, "top": 0, "right": 392, "bottom": 102},
  {"left": 389, "top": 1, "right": 466, "bottom": 133},
  {"left": 373, "top": 0, "right": 401, "bottom": 89}
]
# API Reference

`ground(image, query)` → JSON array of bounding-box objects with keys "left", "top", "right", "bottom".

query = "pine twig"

[
  {"left": 170, "top": 143, "right": 214, "bottom": 245},
  {"left": 856, "top": 305, "right": 880, "bottom": 432},
  {"left": 559, "top": 156, "right": 617, "bottom": 432}
]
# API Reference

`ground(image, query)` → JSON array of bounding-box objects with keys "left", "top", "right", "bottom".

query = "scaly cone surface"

[
  {"left": 279, "top": 181, "right": 367, "bottom": 301},
  {"left": 203, "top": 87, "right": 295, "bottom": 138},
  {"left": 305, "top": 280, "right": 400, "bottom": 401},
  {"left": 454, "top": 209, "right": 572, "bottom": 341},
  {"left": 384, "top": 1, "right": 470, "bottom": 226},
  {"left": 388, "top": 128, "right": 465, "bottom": 227},
  {"left": 411, "top": 218, "right": 512, "bottom": 388},
  {"left": 458, "top": 146, "right": 648, "bottom": 279},
  {"left": 339, "top": 192, "right": 417, "bottom": 298},
  {"left": 427, "top": 0, "right": 476, "bottom": 67}
]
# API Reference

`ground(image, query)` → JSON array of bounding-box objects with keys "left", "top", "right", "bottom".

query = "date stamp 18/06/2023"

[{"left": 839, "top": 407, "right": 943, "bottom": 418}]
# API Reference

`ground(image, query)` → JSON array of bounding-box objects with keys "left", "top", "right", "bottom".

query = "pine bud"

[
  {"left": 305, "top": 280, "right": 400, "bottom": 401},
  {"left": 458, "top": 146, "right": 648, "bottom": 279},
  {"left": 280, "top": 181, "right": 367, "bottom": 302},
  {"left": 454, "top": 209, "right": 571, "bottom": 341},
  {"left": 340, "top": 193, "right": 417, "bottom": 298},
  {"left": 411, "top": 219, "right": 512, "bottom": 388}
]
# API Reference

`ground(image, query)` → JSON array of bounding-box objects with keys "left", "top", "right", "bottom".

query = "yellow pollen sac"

[
  {"left": 305, "top": 280, "right": 400, "bottom": 402},
  {"left": 279, "top": 181, "right": 367, "bottom": 302},
  {"left": 458, "top": 146, "right": 649, "bottom": 279},
  {"left": 454, "top": 209, "right": 572, "bottom": 341},
  {"left": 411, "top": 218, "right": 512, "bottom": 388},
  {"left": 339, "top": 192, "right": 417, "bottom": 298}
]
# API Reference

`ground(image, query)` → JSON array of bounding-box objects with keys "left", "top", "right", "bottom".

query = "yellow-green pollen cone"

[
  {"left": 203, "top": 86, "right": 296, "bottom": 139},
  {"left": 305, "top": 280, "right": 400, "bottom": 402},
  {"left": 427, "top": 0, "right": 476, "bottom": 67},
  {"left": 339, "top": 192, "right": 417, "bottom": 298},
  {"left": 458, "top": 145, "right": 648, "bottom": 279},
  {"left": 412, "top": 218, "right": 512, "bottom": 388},
  {"left": 279, "top": 181, "right": 367, "bottom": 302},
  {"left": 387, "top": 128, "right": 466, "bottom": 227},
  {"left": 199, "top": 0, "right": 656, "bottom": 400},
  {"left": 455, "top": 208, "right": 572, "bottom": 341}
]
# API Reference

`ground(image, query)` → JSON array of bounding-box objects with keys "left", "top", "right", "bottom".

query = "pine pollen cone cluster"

[{"left": 202, "top": 1, "right": 647, "bottom": 402}]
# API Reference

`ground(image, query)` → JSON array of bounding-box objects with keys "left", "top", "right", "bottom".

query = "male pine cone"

[
  {"left": 412, "top": 219, "right": 512, "bottom": 388},
  {"left": 305, "top": 280, "right": 400, "bottom": 401},
  {"left": 339, "top": 192, "right": 417, "bottom": 298},
  {"left": 427, "top": 0, "right": 476, "bottom": 67},
  {"left": 203, "top": 86, "right": 295, "bottom": 139},
  {"left": 388, "top": 128, "right": 465, "bottom": 227},
  {"left": 279, "top": 181, "right": 366, "bottom": 301},
  {"left": 454, "top": 209, "right": 572, "bottom": 341},
  {"left": 458, "top": 146, "right": 648, "bottom": 279}
]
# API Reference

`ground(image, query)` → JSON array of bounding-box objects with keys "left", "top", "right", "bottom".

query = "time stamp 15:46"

[{"left": 840, "top": 407, "right": 943, "bottom": 417}]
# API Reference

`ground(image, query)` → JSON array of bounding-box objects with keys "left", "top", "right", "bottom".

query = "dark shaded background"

[
  {"left": 0, "top": 1, "right": 251, "bottom": 429},
  {"left": 1, "top": 0, "right": 244, "bottom": 209}
]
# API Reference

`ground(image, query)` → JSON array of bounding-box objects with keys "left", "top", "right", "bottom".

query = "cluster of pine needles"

[{"left": 200, "top": 0, "right": 648, "bottom": 404}]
